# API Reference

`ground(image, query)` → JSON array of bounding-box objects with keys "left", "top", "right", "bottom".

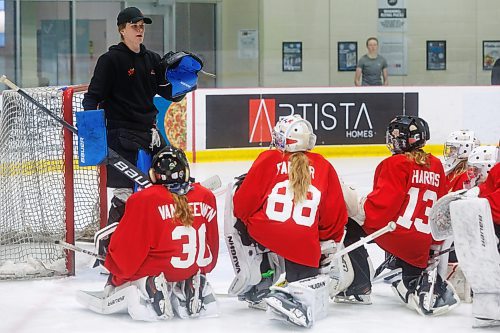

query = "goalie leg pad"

[
  {"left": 450, "top": 198, "right": 500, "bottom": 295},
  {"left": 265, "top": 274, "right": 330, "bottom": 328},
  {"left": 472, "top": 293, "right": 500, "bottom": 324}
]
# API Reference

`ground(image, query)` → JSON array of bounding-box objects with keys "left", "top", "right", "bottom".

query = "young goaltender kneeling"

[
  {"left": 77, "top": 146, "right": 219, "bottom": 321},
  {"left": 350, "top": 115, "right": 460, "bottom": 315},
  {"left": 228, "top": 114, "right": 348, "bottom": 328}
]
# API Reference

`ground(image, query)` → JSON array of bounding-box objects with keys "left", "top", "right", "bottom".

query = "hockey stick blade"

[
  {"left": 55, "top": 240, "right": 105, "bottom": 261},
  {"left": 200, "top": 175, "right": 222, "bottom": 192}
]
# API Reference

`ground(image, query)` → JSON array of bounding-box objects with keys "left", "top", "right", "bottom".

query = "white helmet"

[
  {"left": 467, "top": 145, "right": 498, "bottom": 184},
  {"left": 272, "top": 114, "right": 316, "bottom": 152},
  {"left": 443, "top": 130, "right": 480, "bottom": 174}
]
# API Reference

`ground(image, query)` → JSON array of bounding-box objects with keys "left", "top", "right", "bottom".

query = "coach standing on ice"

[{"left": 83, "top": 7, "right": 185, "bottom": 227}]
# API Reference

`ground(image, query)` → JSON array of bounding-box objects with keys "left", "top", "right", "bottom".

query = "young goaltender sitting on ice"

[
  {"left": 433, "top": 145, "right": 499, "bottom": 328},
  {"left": 77, "top": 146, "right": 219, "bottom": 321},
  {"left": 225, "top": 114, "right": 355, "bottom": 328}
]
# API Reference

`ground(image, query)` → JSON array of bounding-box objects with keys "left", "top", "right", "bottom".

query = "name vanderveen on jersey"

[
  {"left": 412, "top": 169, "right": 440, "bottom": 187},
  {"left": 157, "top": 202, "right": 217, "bottom": 222}
]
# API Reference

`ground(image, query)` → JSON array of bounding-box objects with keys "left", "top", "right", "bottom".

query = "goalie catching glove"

[{"left": 160, "top": 51, "right": 203, "bottom": 98}]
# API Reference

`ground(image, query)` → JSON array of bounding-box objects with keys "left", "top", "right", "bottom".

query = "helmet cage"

[
  {"left": 443, "top": 130, "right": 480, "bottom": 173},
  {"left": 272, "top": 115, "right": 317, "bottom": 153},
  {"left": 467, "top": 146, "right": 498, "bottom": 184}
]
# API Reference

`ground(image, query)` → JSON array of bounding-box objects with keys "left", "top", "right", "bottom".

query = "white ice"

[{"left": 0, "top": 157, "right": 479, "bottom": 333}]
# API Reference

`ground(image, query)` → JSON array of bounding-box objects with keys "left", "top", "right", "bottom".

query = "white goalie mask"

[
  {"left": 272, "top": 114, "right": 317, "bottom": 153},
  {"left": 467, "top": 145, "right": 498, "bottom": 184},
  {"left": 443, "top": 130, "right": 480, "bottom": 174}
]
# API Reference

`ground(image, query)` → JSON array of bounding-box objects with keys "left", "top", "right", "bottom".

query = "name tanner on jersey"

[
  {"left": 411, "top": 170, "right": 440, "bottom": 187},
  {"left": 158, "top": 202, "right": 216, "bottom": 222},
  {"left": 276, "top": 161, "right": 315, "bottom": 179}
]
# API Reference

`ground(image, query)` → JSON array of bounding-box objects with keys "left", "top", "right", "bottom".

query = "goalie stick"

[
  {"left": 56, "top": 240, "right": 105, "bottom": 261},
  {"left": 1, "top": 75, "right": 157, "bottom": 189}
]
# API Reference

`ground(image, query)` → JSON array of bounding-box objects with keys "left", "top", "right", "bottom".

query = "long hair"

[
  {"left": 288, "top": 152, "right": 311, "bottom": 204},
  {"left": 448, "top": 159, "right": 468, "bottom": 185},
  {"left": 172, "top": 193, "right": 193, "bottom": 227},
  {"left": 404, "top": 149, "right": 430, "bottom": 167}
]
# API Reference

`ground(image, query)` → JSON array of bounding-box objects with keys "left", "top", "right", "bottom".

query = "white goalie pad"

[
  {"left": 77, "top": 286, "right": 137, "bottom": 316},
  {"left": 224, "top": 180, "right": 285, "bottom": 296},
  {"left": 266, "top": 274, "right": 330, "bottom": 327},
  {"left": 450, "top": 197, "right": 500, "bottom": 320}
]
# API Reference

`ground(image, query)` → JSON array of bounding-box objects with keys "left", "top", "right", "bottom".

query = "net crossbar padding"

[{"left": 0, "top": 85, "right": 107, "bottom": 279}]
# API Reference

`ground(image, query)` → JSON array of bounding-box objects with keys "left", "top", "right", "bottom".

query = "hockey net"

[{"left": 0, "top": 85, "right": 107, "bottom": 279}]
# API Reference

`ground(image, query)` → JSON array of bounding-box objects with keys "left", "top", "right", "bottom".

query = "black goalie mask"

[
  {"left": 386, "top": 115, "right": 430, "bottom": 155},
  {"left": 149, "top": 146, "right": 192, "bottom": 195}
]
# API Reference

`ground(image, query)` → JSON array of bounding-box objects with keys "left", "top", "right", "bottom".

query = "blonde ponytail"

[
  {"left": 405, "top": 149, "right": 430, "bottom": 167},
  {"left": 288, "top": 152, "right": 311, "bottom": 203},
  {"left": 172, "top": 193, "right": 193, "bottom": 227}
]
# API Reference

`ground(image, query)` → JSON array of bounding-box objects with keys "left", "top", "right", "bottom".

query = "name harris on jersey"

[{"left": 411, "top": 169, "right": 440, "bottom": 187}]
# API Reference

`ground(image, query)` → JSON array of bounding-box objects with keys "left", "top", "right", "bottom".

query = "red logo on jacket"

[
  {"left": 128, "top": 68, "right": 135, "bottom": 76},
  {"left": 248, "top": 99, "right": 275, "bottom": 143}
]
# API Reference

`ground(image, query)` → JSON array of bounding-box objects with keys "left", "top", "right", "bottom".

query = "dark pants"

[
  {"left": 344, "top": 218, "right": 372, "bottom": 294},
  {"left": 106, "top": 127, "right": 166, "bottom": 189}
]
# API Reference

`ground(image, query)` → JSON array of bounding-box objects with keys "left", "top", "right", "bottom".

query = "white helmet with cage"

[
  {"left": 272, "top": 114, "right": 317, "bottom": 153},
  {"left": 467, "top": 145, "right": 498, "bottom": 185},
  {"left": 443, "top": 130, "right": 480, "bottom": 174}
]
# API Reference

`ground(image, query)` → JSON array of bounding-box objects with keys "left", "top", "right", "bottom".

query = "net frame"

[{"left": 0, "top": 85, "right": 107, "bottom": 279}]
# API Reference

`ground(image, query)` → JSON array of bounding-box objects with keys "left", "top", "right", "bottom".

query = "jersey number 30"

[
  {"left": 266, "top": 180, "right": 321, "bottom": 227},
  {"left": 170, "top": 224, "right": 212, "bottom": 269}
]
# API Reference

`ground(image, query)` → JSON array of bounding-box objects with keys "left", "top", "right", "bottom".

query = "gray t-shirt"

[{"left": 357, "top": 54, "right": 388, "bottom": 86}]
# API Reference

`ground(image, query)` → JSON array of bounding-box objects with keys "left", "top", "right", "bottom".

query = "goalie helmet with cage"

[
  {"left": 386, "top": 115, "right": 430, "bottom": 155},
  {"left": 467, "top": 145, "right": 499, "bottom": 184},
  {"left": 149, "top": 146, "right": 192, "bottom": 195},
  {"left": 443, "top": 130, "right": 480, "bottom": 173},
  {"left": 272, "top": 114, "right": 317, "bottom": 152}
]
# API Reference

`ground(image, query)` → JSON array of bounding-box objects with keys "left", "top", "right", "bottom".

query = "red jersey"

[
  {"left": 233, "top": 150, "right": 347, "bottom": 267},
  {"left": 479, "top": 163, "right": 500, "bottom": 224},
  {"left": 363, "top": 153, "right": 446, "bottom": 268},
  {"left": 445, "top": 170, "right": 472, "bottom": 192},
  {"left": 105, "top": 183, "right": 219, "bottom": 286}
]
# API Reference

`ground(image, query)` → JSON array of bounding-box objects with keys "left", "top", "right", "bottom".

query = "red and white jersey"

[
  {"left": 233, "top": 149, "right": 347, "bottom": 267},
  {"left": 363, "top": 153, "right": 446, "bottom": 268},
  {"left": 479, "top": 163, "right": 500, "bottom": 224},
  {"left": 105, "top": 183, "right": 219, "bottom": 286},
  {"left": 445, "top": 170, "right": 472, "bottom": 192}
]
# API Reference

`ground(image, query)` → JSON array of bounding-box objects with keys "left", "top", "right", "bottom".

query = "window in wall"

[{"left": 0, "top": 0, "right": 14, "bottom": 91}]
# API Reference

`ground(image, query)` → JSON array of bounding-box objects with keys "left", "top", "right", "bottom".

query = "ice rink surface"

[{"left": 0, "top": 157, "right": 482, "bottom": 333}]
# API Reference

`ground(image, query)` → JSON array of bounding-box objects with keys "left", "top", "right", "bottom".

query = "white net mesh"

[{"left": 0, "top": 86, "right": 104, "bottom": 279}]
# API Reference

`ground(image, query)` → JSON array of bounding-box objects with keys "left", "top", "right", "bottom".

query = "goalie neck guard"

[
  {"left": 386, "top": 115, "right": 429, "bottom": 155},
  {"left": 149, "top": 146, "right": 192, "bottom": 195},
  {"left": 271, "top": 114, "right": 316, "bottom": 153}
]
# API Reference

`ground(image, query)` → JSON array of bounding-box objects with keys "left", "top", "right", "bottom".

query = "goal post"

[{"left": 0, "top": 85, "right": 107, "bottom": 279}]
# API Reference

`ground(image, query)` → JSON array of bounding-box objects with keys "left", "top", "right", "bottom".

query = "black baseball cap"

[{"left": 117, "top": 7, "right": 152, "bottom": 26}]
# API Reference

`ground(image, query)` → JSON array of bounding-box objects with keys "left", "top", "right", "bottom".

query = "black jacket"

[{"left": 83, "top": 42, "right": 182, "bottom": 131}]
